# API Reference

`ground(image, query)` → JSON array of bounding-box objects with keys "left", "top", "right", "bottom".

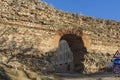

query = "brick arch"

[
  {"left": 53, "top": 27, "right": 88, "bottom": 73},
  {"left": 53, "top": 27, "right": 84, "bottom": 48}
]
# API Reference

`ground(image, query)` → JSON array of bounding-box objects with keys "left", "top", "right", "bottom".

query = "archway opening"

[{"left": 55, "top": 34, "right": 87, "bottom": 73}]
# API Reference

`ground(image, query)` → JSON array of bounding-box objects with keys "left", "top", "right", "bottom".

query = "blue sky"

[{"left": 42, "top": 0, "right": 120, "bottom": 22}]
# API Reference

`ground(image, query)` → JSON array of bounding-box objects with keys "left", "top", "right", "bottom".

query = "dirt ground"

[{"left": 53, "top": 72, "right": 120, "bottom": 80}]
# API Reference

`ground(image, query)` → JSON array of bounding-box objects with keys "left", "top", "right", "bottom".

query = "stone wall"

[{"left": 0, "top": 0, "right": 120, "bottom": 74}]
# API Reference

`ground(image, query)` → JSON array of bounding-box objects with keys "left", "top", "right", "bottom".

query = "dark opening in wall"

[{"left": 55, "top": 34, "right": 87, "bottom": 73}]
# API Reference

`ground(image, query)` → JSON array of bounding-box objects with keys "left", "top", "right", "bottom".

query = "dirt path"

[{"left": 54, "top": 72, "right": 120, "bottom": 80}]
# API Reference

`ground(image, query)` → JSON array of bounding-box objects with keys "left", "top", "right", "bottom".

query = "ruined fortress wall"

[
  {"left": 0, "top": 0, "right": 120, "bottom": 55},
  {"left": 0, "top": 0, "right": 56, "bottom": 54},
  {"left": 83, "top": 28, "right": 120, "bottom": 54}
]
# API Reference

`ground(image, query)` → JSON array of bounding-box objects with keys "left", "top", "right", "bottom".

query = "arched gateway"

[
  {"left": 54, "top": 40, "right": 74, "bottom": 72},
  {"left": 54, "top": 28, "right": 87, "bottom": 73}
]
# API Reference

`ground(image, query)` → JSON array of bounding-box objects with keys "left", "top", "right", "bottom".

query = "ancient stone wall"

[
  {"left": 0, "top": 0, "right": 120, "bottom": 54},
  {"left": 0, "top": 0, "right": 120, "bottom": 74}
]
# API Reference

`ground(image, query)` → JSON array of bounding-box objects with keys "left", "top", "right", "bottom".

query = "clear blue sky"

[{"left": 42, "top": 0, "right": 120, "bottom": 22}]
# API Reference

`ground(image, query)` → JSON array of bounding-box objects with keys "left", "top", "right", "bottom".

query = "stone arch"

[
  {"left": 54, "top": 27, "right": 88, "bottom": 73},
  {"left": 53, "top": 27, "right": 84, "bottom": 48}
]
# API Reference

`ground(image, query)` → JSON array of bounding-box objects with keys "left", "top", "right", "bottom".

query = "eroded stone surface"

[{"left": 0, "top": 0, "right": 119, "bottom": 77}]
